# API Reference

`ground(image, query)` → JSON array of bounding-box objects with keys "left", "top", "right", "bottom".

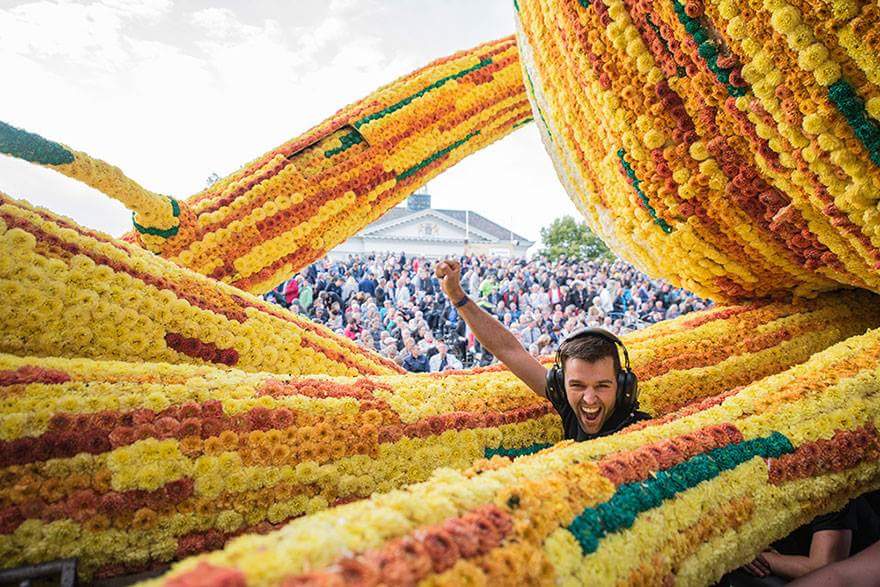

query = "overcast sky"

[{"left": 0, "top": 0, "right": 577, "bottom": 248}]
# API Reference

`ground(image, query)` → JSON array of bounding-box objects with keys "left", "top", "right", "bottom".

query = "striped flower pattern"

[
  {"left": 146, "top": 325, "right": 880, "bottom": 586},
  {"left": 516, "top": 0, "right": 880, "bottom": 302},
  {"left": 0, "top": 0, "right": 879, "bottom": 583}
]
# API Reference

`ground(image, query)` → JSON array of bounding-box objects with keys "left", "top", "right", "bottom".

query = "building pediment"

[{"left": 362, "top": 209, "right": 496, "bottom": 242}]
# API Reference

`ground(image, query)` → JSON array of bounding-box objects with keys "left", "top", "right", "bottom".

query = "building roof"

[{"left": 363, "top": 206, "right": 534, "bottom": 244}]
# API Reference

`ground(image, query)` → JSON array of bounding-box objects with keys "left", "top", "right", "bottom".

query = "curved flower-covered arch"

[{"left": 1, "top": 0, "right": 879, "bottom": 583}]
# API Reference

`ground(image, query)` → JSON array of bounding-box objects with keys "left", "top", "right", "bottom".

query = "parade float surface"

[{"left": 1, "top": 0, "right": 879, "bottom": 584}]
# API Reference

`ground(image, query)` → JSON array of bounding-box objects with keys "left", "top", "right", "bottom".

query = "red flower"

[
  {"left": 0, "top": 506, "right": 24, "bottom": 534},
  {"left": 51, "top": 431, "right": 78, "bottom": 458},
  {"left": 175, "top": 534, "right": 205, "bottom": 559},
  {"left": 246, "top": 407, "right": 273, "bottom": 431},
  {"left": 202, "top": 400, "right": 223, "bottom": 419},
  {"left": 428, "top": 417, "right": 445, "bottom": 435},
  {"left": 80, "top": 432, "right": 111, "bottom": 455},
  {"left": 477, "top": 504, "right": 512, "bottom": 536},
  {"left": 404, "top": 421, "right": 431, "bottom": 438},
  {"left": 163, "top": 478, "right": 194, "bottom": 503},
  {"left": 109, "top": 426, "right": 137, "bottom": 448},
  {"left": 18, "top": 497, "right": 47, "bottom": 519},
  {"left": 201, "top": 418, "right": 224, "bottom": 439},
  {"left": 217, "top": 349, "right": 239, "bottom": 366},
  {"left": 132, "top": 408, "right": 156, "bottom": 426},
  {"left": 93, "top": 411, "right": 120, "bottom": 432},
  {"left": 365, "top": 538, "right": 431, "bottom": 587},
  {"left": 134, "top": 424, "right": 158, "bottom": 441},
  {"left": 69, "top": 489, "right": 98, "bottom": 511},
  {"left": 178, "top": 402, "right": 202, "bottom": 419},
  {"left": 122, "top": 491, "right": 145, "bottom": 512},
  {"left": 599, "top": 457, "right": 633, "bottom": 486},
  {"left": 484, "top": 413, "right": 503, "bottom": 427},
  {"left": 99, "top": 493, "right": 126, "bottom": 517},
  {"left": 155, "top": 417, "right": 181, "bottom": 438},
  {"left": 378, "top": 426, "right": 402, "bottom": 444},
  {"left": 1, "top": 437, "right": 30, "bottom": 467},
  {"left": 271, "top": 408, "right": 296, "bottom": 429},
  {"left": 416, "top": 527, "right": 460, "bottom": 573},
  {"left": 331, "top": 557, "right": 381, "bottom": 586},
  {"left": 179, "top": 418, "right": 202, "bottom": 438},
  {"left": 49, "top": 413, "right": 74, "bottom": 432},
  {"left": 43, "top": 501, "right": 67, "bottom": 522},
  {"left": 443, "top": 517, "right": 481, "bottom": 558}
]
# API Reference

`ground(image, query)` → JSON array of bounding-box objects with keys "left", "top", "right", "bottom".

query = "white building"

[{"left": 328, "top": 193, "right": 534, "bottom": 260}]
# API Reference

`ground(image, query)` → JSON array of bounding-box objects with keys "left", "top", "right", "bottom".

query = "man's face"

[{"left": 563, "top": 356, "right": 618, "bottom": 435}]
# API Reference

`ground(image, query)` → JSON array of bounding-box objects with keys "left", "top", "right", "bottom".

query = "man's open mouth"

[{"left": 580, "top": 404, "right": 602, "bottom": 424}]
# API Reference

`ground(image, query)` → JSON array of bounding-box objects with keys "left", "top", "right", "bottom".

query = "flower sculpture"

[
  {"left": 0, "top": 0, "right": 879, "bottom": 583},
  {"left": 146, "top": 321, "right": 880, "bottom": 587},
  {"left": 516, "top": 0, "right": 880, "bottom": 301},
  {"left": 0, "top": 36, "right": 529, "bottom": 295}
]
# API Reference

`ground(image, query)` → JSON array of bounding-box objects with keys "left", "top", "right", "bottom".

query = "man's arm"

[
  {"left": 435, "top": 259, "right": 548, "bottom": 398},
  {"left": 763, "top": 530, "right": 852, "bottom": 579},
  {"left": 789, "top": 540, "right": 880, "bottom": 587}
]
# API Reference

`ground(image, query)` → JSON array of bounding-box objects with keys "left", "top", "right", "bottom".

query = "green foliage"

[{"left": 539, "top": 216, "right": 615, "bottom": 262}]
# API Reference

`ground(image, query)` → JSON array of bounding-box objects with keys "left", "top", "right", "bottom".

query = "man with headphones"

[{"left": 436, "top": 259, "right": 649, "bottom": 441}]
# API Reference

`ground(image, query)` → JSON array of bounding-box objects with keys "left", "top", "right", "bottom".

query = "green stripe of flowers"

[
  {"left": 671, "top": 0, "right": 747, "bottom": 97},
  {"left": 354, "top": 58, "right": 493, "bottom": 129},
  {"left": 618, "top": 148, "right": 673, "bottom": 234},
  {"left": 828, "top": 79, "right": 880, "bottom": 167},
  {"left": 397, "top": 130, "right": 480, "bottom": 181},
  {"left": 324, "top": 130, "right": 364, "bottom": 158},
  {"left": 485, "top": 443, "right": 552, "bottom": 459},
  {"left": 512, "top": 117, "right": 534, "bottom": 130},
  {"left": 567, "top": 431, "right": 793, "bottom": 554},
  {"left": 132, "top": 196, "right": 181, "bottom": 238},
  {"left": 0, "top": 121, "right": 74, "bottom": 166}
]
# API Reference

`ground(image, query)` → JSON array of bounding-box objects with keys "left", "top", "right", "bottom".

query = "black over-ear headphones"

[{"left": 547, "top": 327, "right": 639, "bottom": 416}]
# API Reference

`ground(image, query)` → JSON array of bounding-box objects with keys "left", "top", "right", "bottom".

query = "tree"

[{"left": 539, "top": 215, "right": 615, "bottom": 262}]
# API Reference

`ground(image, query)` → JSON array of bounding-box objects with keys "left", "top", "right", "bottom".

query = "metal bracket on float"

[{"left": 0, "top": 558, "right": 77, "bottom": 587}]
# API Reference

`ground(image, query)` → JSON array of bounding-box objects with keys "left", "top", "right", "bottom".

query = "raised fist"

[{"left": 435, "top": 259, "right": 465, "bottom": 301}]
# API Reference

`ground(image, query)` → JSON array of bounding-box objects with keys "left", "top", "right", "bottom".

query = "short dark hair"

[{"left": 558, "top": 333, "right": 621, "bottom": 374}]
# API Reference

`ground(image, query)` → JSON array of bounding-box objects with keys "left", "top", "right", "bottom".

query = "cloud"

[
  {"left": 0, "top": 0, "right": 172, "bottom": 70},
  {"left": 190, "top": 7, "right": 261, "bottom": 40}
]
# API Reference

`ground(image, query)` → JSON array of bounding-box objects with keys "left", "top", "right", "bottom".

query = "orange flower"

[
  {"left": 39, "top": 477, "right": 65, "bottom": 503},
  {"left": 179, "top": 435, "right": 203, "bottom": 457},
  {"left": 204, "top": 436, "right": 224, "bottom": 454},
  {"left": 270, "top": 444, "right": 291, "bottom": 463},
  {"left": 131, "top": 507, "right": 158, "bottom": 530},
  {"left": 83, "top": 513, "right": 111, "bottom": 533},
  {"left": 92, "top": 468, "right": 113, "bottom": 493}
]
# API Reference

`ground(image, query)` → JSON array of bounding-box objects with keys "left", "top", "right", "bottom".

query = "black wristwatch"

[{"left": 454, "top": 295, "right": 469, "bottom": 309}]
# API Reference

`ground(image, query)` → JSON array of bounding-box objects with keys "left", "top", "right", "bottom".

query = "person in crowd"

[
  {"left": 268, "top": 253, "right": 709, "bottom": 372},
  {"left": 283, "top": 275, "right": 299, "bottom": 306},
  {"left": 358, "top": 272, "right": 377, "bottom": 297},
  {"left": 298, "top": 278, "right": 313, "bottom": 315},
  {"left": 435, "top": 258, "right": 649, "bottom": 441},
  {"left": 429, "top": 341, "right": 463, "bottom": 372},
  {"left": 402, "top": 342, "right": 430, "bottom": 373}
]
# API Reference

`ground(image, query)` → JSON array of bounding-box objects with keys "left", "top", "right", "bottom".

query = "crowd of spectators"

[{"left": 264, "top": 253, "right": 711, "bottom": 371}]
